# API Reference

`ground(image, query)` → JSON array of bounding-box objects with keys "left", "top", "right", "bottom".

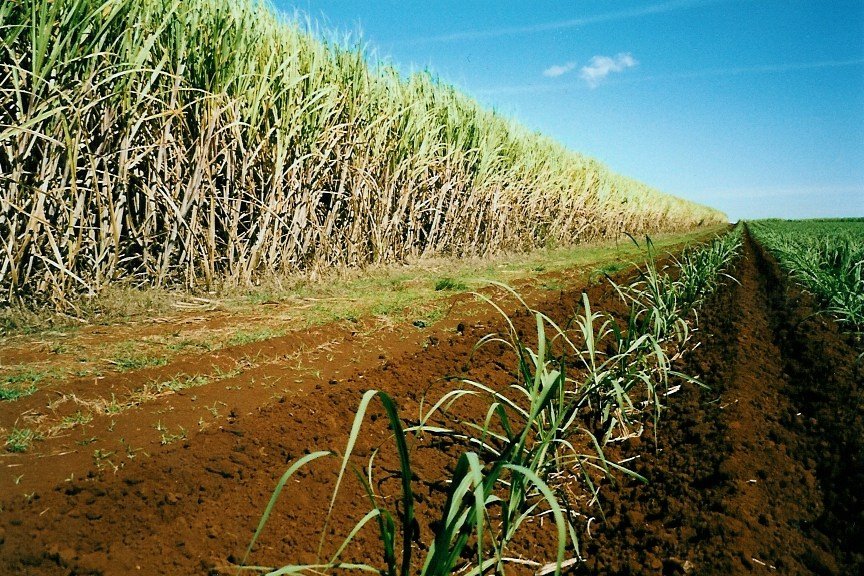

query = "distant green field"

[{"left": 749, "top": 219, "right": 864, "bottom": 333}]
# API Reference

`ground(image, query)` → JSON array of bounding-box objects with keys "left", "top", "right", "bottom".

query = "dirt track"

[{"left": 0, "top": 232, "right": 861, "bottom": 575}]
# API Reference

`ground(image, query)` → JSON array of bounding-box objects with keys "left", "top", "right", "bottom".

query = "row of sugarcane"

[
  {"left": 0, "top": 0, "right": 726, "bottom": 309},
  {"left": 748, "top": 220, "right": 863, "bottom": 335}
]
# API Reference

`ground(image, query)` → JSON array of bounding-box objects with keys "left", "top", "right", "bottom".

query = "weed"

[
  {"left": 166, "top": 338, "right": 213, "bottom": 353},
  {"left": 156, "top": 374, "right": 209, "bottom": 394},
  {"left": 228, "top": 329, "right": 283, "bottom": 347},
  {"left": 57, "top": 411, "right": 93, "bottom": 431},
  {"left": 157, "top": 423, "right": 187, "bottom": 445},
  {"left": 214, "top": 365, "right": 244, "bottom": 379},
  {"left": 121, "top": 438, "right": 145, "bottom": 460},
  {"left": 93, "top": 449, "right": 118, "bottom": 472},
  {"left": 434, "top": 278, "right": 467, "bottom": 292},
  {"left": 48, "top": 342, "right": 68, "bottom": 354},
  {"left": 5, "top": 428, "right": 38, "bottom": 452},
  {"left": 0, "top": 382, "right": 38, "bottom": 401},
  {"left": 0, "top": 370, "right": 45, "bottom": 401},
  {"left": 590, "top": 262, "right": 626, "bottom": 283},
  {"left": 207, "top": 401, "right": 227, "bottom": 418},
  {"left": 103, "top": 394, "right": 124, "bottom": 415},
  {"left": 72, "top": 368, "right": 102, "bottom": 378},
  {"left": 109, "top": 352, "right": 168, "bottom": 371}
]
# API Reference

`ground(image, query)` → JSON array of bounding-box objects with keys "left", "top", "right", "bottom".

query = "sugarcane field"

[{"left": 1, "top": 1, "right": 862, "bottom": 575}]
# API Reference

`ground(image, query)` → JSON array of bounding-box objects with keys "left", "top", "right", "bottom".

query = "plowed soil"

[
  {"left": 0, "top": 230, "right": 861, "bottom": 575},
  {"left": 575, "top": 230, "right": 863, "bottom": 574}
]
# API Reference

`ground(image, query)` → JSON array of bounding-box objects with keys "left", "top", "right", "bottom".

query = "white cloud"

[
  {"left": 543, "top": 62, "right": 577, "bottom": 78},
  {"left": 580, "top": 53, "right": 638, "bottom": 88}
]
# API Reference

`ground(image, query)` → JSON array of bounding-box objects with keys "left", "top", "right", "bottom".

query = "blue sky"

[{"left": 275, "top": 0, "right": 864, "bottom": 221}]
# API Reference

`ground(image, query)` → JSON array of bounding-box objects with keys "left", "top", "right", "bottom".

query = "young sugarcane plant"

[
  {"left": 239, "top": 389, "right": 573, "bottom": 576},
  {"left": 409, "top": 285, "right": 647, "bottom": 551}
]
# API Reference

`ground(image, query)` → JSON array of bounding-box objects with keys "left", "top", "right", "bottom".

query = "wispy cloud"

[
  {"left": 404, "top": 0, "right": 724, "bottom": 45},
  {"left": 543, "top": 62, "right": 577, "bottom": 78},
  {"left": 624, "top": 58, "right": 864, "bottom": 84},
  {"left": 580, "top": 53, "right": 638, "bottom": 87},
  {"left": 474, "top": 58, "right": 864, "bottom": 96}
]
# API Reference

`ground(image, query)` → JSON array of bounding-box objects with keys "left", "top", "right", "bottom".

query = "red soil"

[{"left": 0, "top": 231, "right": 860, "bottom": 575}]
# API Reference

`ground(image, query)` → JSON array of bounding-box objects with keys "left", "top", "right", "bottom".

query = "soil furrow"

[{"left": 576, "top": 230, "right": 862, "bottom": 574}]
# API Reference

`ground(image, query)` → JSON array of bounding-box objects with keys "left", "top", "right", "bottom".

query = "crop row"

[
  {"left": 749, "top": 220, "right": 864, "bottom": 334},
  {"left": 241, "top": 229, "right": 743, "bottom": 575},
  {"left": 0, "top": 0, "right": 725, "bottom": 309}
]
